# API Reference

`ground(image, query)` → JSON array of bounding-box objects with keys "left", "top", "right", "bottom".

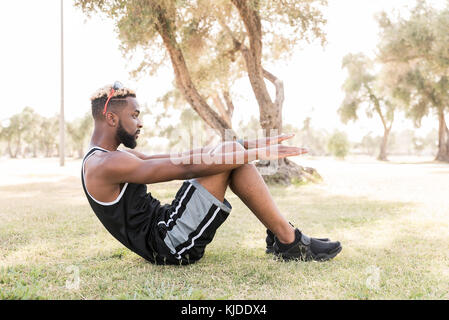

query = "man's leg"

[
  {"left": 194, "top": 141, "right": 295, "bottom": 244},
  {"left": 194, "top": 141, "right": 342, "bottom": 261}
]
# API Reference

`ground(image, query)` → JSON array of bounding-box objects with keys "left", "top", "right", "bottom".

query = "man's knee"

[
  {"left": 213, "top": 141, "right": 245, "bottom": 154},
  {"left": 211, "top": 141, "right": 245, "bottom": 165}
]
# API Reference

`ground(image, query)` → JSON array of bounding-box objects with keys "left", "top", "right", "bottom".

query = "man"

[{"left": 81, "top": 82, "right": 342, "bottom": 265}]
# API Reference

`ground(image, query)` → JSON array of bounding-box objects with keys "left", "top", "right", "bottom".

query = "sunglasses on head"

[{"left": 103, "top": 81, "right": 124, "bottom": 115}]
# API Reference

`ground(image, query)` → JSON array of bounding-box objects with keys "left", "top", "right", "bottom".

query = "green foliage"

[
  {"left": 356, "top": 134, "right": 382, "bottom": 156},
  {"left": 39, "top": 115, "right": 60, "bottom": 158},
  {"left": 74, "top": 0, "right": 328, "bottom": 125},
  {"left": 355, "top": 129, "right": 438, "bottom": 157},
  {"left": 283, "top": 118, "right": 329, "bottom": 156},
  {"left": 153, "top": 106, "right": 219, "bottom": 153},
  {"left": 75, "top": 0, "right": 327, "bottom": 83},
  {"left": 66, "top": 112, "right": 94, "bottom": 158},
  {"left": 377, "top": 1, "right": 449, "bottom": 126},
  {"left": 0, "top": 107, "right": 94, "bottom": 159},
  {"left": 235, "top": 115, "right": 262, "bottom": 140},
  {"left": 327, "top": 131, "right": 350, "bottom": 159},
  {"left": 339, "top": 53, "right": 396, "bottom": 127},
  {"left": 234, "top": 116, "right": 329, "bottom": 156},
  {"left": 0, "top": 107, "right": 49, "bottom": 158}
]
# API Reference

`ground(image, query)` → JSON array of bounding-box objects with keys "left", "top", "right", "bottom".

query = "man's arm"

[
  {"left": 103, "top": 144, "right": 301, "bottom": 185},
  {"left": 241, "top": 134, "right": 298, "bottom": 150},
  {"left": 121, "top": 146, "right": 214, "bottom": 161}
]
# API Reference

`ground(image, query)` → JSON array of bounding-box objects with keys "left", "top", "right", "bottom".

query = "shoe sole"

[
  {"left": 313, "top": 245, "right": 342, "bottom": 261},
  {"left": 275, "top": 245, "right": 343, "bottom": 262},
  {"left": 266, "top": 238, "right": 331, "bottom": 255}
]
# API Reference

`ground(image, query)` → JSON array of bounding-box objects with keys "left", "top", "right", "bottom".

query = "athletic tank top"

[{"left": 81, "top": 146, "right": 163, "bottom": 263}]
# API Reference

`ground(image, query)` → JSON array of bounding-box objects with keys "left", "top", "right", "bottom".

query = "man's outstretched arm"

[
  {"left": 123, "top": 134, "right": 304, "bottom": 159},
  {"left": 122, "top": 146, "right": 215, "bottom": 161},
  {"left": 104, "top": 144, "right": 302, "bottom": 185}
]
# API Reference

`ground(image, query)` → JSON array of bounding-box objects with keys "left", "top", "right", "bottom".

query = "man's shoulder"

[
  {"left": 118, "top": 148, "right": 145, "bottom": 160},
  {"left": 85, "top": 150, "right": 142, "bottom": 184},
  {"left": 87, "top": 149, "right": 137, "bottom": 172},
  {"left": 102, "top": 149, "right": 139, "bottom": 165}
]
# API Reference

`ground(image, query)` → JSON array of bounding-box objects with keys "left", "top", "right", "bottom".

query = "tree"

[
  {"left": 0, "top": 107, "right": 36, "bottom": 158},
  {"left": 0, "top": 119, "right": 14, "bottom": 158},
  {"left": 297, "top": 117, "right": 328, "bottom": 156},
  {"left": 235, "top": 115, "right": 262, "bottom": 140},
  {"left": 22, "top": 107, "right": 44, "bottom": 158},
  {"left": 358, "top": 133, "right": 382, "bottom": 156},
  {"left": 66, "top": 112, "right": 94, "bottom": 158},
  {"left": 327, "top": 131, "right": 349, "bottom": 159},
  {"left": 38, "top": 115, "right": 60, "bottom": 158},
  {"left": 377, "top": 1, "right": 449, "bottom": 161},
  {"left": 339, "top": 53, "right": 396, "bottom": 161},
  {"left": 75, "top": 0, "right": 328, "bottom": 184}
]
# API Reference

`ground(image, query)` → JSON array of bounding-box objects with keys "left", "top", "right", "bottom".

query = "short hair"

[{"left": 90, "top": 84, "right": 136, "bottom": 120}]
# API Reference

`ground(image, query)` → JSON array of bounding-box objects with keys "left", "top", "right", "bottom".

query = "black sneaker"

[
  {"left": 273, "top": 228, "right": 342, "bottom": 262},
  {"left": 265, "top": 228, "right": 330, "bottom": 254}
]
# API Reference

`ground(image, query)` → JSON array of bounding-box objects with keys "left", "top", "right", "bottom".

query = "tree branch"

[
  {"left": 263, "top": 68, "right": 284, "bottom": 111},
  {"left": 223, "top": 91, "right": 235, "bottom": 121},
  {"left": 364, "top": 83, "right": 388, "bottom": 130},
  {"left": 212, "top": 93, "right": 232, "bottom": 128},
  {"left": 154, "top": 6, "right": 236, "bottom": 139}
]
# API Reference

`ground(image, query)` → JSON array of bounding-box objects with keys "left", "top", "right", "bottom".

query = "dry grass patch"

[{"left": 0, "top": 157, "right": 448, "bottom": 299}]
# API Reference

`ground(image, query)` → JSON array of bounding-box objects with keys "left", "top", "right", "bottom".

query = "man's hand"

[
  {"left": 256, "top": 144, "right": 308, "bottom": 161},
  {"left": 244, "top": 133, "right": 298, "bottom": 149}
]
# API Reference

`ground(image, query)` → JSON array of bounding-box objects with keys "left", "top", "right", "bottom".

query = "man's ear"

[{"left": 105, "top": 112, "right": 118, "bottom": 127}]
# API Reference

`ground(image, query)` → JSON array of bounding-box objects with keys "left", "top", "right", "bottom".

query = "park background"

[{"left": 0, "top": 0, "right": 448, "bottom": 299}]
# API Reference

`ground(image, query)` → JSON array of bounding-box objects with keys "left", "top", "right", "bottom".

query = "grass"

[{"left": 0, "top": 156, "right": 448, "bottom": 299}]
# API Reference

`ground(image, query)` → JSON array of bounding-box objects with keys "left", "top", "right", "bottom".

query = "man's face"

[{"left": 115, "top": 97, "right": 142, "bottom": 149}]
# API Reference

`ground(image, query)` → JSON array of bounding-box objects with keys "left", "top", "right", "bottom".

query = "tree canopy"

[
  {"left": 339, "top": 53, "right": 396, "bottom": 160},
  {"left": 377, "top": 0, "right": 449, "bottom": 161},
  {"left": 75, "top": 0, "right": 327, "bottom": 139}
]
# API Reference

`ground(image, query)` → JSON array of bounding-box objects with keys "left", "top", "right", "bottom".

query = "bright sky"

[{"left": 0, "top": 0, "right": 444, "bottom": 139}]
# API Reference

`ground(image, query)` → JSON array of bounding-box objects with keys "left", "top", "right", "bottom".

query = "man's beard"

[{"left": 116, "top": 120, "right": 137, "bottom": 149}]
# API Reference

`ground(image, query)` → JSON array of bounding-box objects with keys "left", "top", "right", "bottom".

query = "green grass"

[{"left": 0, "top": 157, "right": 448, "bottom": 299}]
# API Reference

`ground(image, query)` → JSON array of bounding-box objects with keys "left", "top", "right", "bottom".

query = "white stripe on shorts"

[
  {"left": 157, "top": 183, "right": 193, "bottom": 227},
  {"left": 174, "top": 207, "right": 221, "bottom": 259}
]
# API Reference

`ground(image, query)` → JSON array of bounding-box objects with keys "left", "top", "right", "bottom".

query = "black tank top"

[{"left": 81, "top": 146, "right": 163, "bottom": 263}]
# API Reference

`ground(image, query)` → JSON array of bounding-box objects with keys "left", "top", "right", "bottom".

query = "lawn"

[{"left": 0, "top": 155, "right": 448, "bottom": 299}]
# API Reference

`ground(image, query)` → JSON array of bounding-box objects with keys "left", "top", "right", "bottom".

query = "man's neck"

[
  {"left": 89, "top": 141, "right": 119, "bottom": 152},
  {"left": 89, "top": 127, "right": 119, "bottom": 152}
]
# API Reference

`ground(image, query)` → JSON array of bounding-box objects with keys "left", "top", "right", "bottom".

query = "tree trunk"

[
  {"left": 7, "top": 139, "right": 14, "bottom": 158},
  {"left": 13, "top": 135, "right": 21, "bottom": 158},
  {"left": 212, "top": 93, "right": 233, "bottom": 128},
  {"left": 378, "top": 127, "right": 391, "bottom": 161},
  {"left": 154, "top": 7, "right": 236, "bottom": 140},
  {"left": 436, "top": 108, "right": 449, "bottom": 162},
  {"left": 223, "top": 91, "right": 235, "bottom": 123},
  {"left": 45, "top": 144, "right": 52, "bottom": 158},
  {"left": 229, "top": 1, "right": 281, "bottom": 133},
  {"left": 230, "top": 0, "right": 315, "bottom": 185},
  {"left": 446, "top": 125, "right": 449, "bottom": 158}
]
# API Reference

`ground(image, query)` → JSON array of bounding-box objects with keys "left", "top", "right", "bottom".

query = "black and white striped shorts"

[{"left": 154, "top": 179, "right": 232, "bottom": 265}]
